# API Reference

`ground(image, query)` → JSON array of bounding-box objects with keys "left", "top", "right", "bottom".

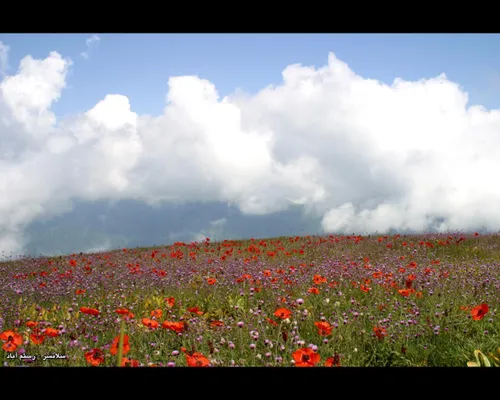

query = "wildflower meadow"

[{"left": 0, "top": 232, "right": 498, "bottom": 367}]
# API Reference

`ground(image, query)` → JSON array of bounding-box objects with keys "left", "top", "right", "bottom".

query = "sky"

[{"left": 1, "top": 33, "right": 500, "bottom": 258}]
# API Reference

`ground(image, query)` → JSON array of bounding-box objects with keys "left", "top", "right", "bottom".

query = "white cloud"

[
  {"left": 86, "top": 35, "right": 101, "bottom": 48},
  {"left": 0, "top": 41, "right": 9, "bottom": 77},
  {"left": 1, "top": 47, "right": 500, "bottom": 256},
  {"left": 210, "top": 218, "right": 227, "bottom": 226},
  {"left": 84, "top": 239, "right": 112, "bottom": 254},
  {"left": 80, "top": 34, "right": 100, "bottom": 60}
]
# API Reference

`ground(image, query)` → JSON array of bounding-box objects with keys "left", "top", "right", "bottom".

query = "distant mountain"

[{"left": 22, "top": 199, "right": 323, "bottom": 257}]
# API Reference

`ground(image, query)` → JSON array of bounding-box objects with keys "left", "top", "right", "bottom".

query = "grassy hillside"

[{"left": 0, "top": 232, "right": 498, "bottom": 366}]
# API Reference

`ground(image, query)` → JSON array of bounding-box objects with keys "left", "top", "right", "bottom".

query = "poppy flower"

[
  {"left": 187, "top": 307, "right": 204, "bottom": 315},
  {"left": 308, "top": 287, "right": 320, "bottom": 294},
  {"left": 210, "top": 320, "right": 224, "bottom": 328},
  {"left": 325, "top": 354, "right": 341, "bottom": 367},
  {"left": 185, "top": 352, "right": 210, "bottom": 367},
  {"left": 360, "top": 285, "right": 371, "bottom": 293},
  {"left": 207, "top": 278, "right": 217, "bottom": 285},
  {"left": 115, "top": 308, "right": 134, "bottom": 319},
  {"left": 471, "top": 303, "right": 489, "bottom": 321},
  {"left": 44, "top": 327, "right": 59, "bottom": 337},
  {"left": 26, "top": 321, "right": 38, "bottom": 328},
  {"left": 110, "top": 334, "right": 130, "bottom": 356},
  {"left": 142, "top": 318, "right": 159, "bottom": 329},
  {"left": 30, "top": 333, "right": 45, "bottom": 345},
  {"left": 373, "top": 326, "right": 387, "bottom": 339},
  {"left": 121, "top": 357, "right": 140, "bottom": 367},
  {"left": 165, "top": 297, "right": 175, "bottom": 308},
  {"left": 313, "top": 275, "right": 327, "bottom": 285},
  {"left": 80, "top": 307, "right": 100, "bottom": 316},
  {"left": 292, "top": 347, "right": 321, "bottom": 367},
  {"left": 274, "top": 308, "right": 292, "bottom": 320},
  {"left": 150, "top": 309, "right": 162, "bottom": 318},
  {"left": 405, "top": 275, "right": 417, "bottom": 289},
  {"left": 84, "top": 348, "right": 105, "bottom": 366},
  {"left": 314, "top": 321, "right": 333, "bottom": 336},
  {"left": 0, "top": 330, "right": 23, "bottom": 352},
  {"left": 162, "top": 321, "right": 185, "bottom": 333}
]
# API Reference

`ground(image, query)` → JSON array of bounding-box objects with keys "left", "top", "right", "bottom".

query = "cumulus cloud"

[
  {"left": 80, "top": 35, "right": 100, "bottom": 60},
  {"left": 1, "top": 46, "right": 500, "bottom": 256},
  {"left": 0, "top": 41, "right": 9, "bottom": 77}
]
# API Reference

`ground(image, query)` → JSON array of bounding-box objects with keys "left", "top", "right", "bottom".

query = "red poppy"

[
  {"left": 162, "top": 321, "right": 185, "bottom": 333},
  {"left": 44, "top": 327, "right": 59, "bottom": 337},
  {"left": 187, "top": 307, "right": 204, "bottom": 315},
  {"left": 292, "top": 347, "right": 321, "bottom": 367},
  {"left": 80, "top": 307, "right": 100, "bottom": 316},
  {"left": 373, "top": 326, "right": 387, "bottom": 339},
  {"left": 142, "top": 318, "right": 159, "bottom": 329},
  {"left": 313, "top": 275, "right": 327, "bottom": 285},
  {"left": 110, "top": 334, "right": 130, "bottom": 356},
  {"left": 325, "top": 354, "right": 341, "bottom": 367},
  {"left": 121, "top": 357, "right": 140, "bottom": 367},
  {"left": 360, "top": 285, "right": 371, "bottom": 293},
  {"left": 308, "top": 287, "right": 320, "bottom": 294},
  {"left": 274, "top": 308, "right": 292, "bottom": 320},
  {"left": 471, "top": 303, "right": 489, "bottom": 321},
  {"left": 314, "top": 321, "right": 333, "bottom": 336},
  {"left": 0, "top": 330, "right": 23, "bottom": 352},
  {"left": 84, "top": 348, "right": 105, "bottom": 366},
  {"left": 30, "top": 333, "right": 45, "bottom": 345},
  {"left": 115, "top": 308, "right": 134, "bottom": 319},
  {"left": 185, "top": 352, "right": 210, "bottom": 367},
  {"left": 405, "top": 274, "right": 417, "bottom": 289},
  {"left": 207, "top": 278, "right": 217, "bottom": 285},
  {"left": 150, "top": 309, "right": 162, "bottom": 318},
  {"left": 165, "top": 297, "right": 175, "bottom": 308}
]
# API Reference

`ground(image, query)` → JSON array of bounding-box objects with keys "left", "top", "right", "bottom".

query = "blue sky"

[
  {"left": 2, "top": 33, "right": 500, "bottom": 257},
  {"left": 3, "top": 33, "right": 500, "bottom": 118}
]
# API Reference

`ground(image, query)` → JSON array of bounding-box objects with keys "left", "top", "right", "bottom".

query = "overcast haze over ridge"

[{"left": 1, "top": 33, "right": 500, "bottom": 258}]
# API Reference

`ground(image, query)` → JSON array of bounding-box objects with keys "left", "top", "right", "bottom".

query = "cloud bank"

[{"left": 1, "top": 42, "right": 499, "bottom": 256}]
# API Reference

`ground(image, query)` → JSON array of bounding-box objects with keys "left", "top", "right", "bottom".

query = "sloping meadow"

[{"left": 0, "top": 233, "right": 498, "bottom": 366}]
